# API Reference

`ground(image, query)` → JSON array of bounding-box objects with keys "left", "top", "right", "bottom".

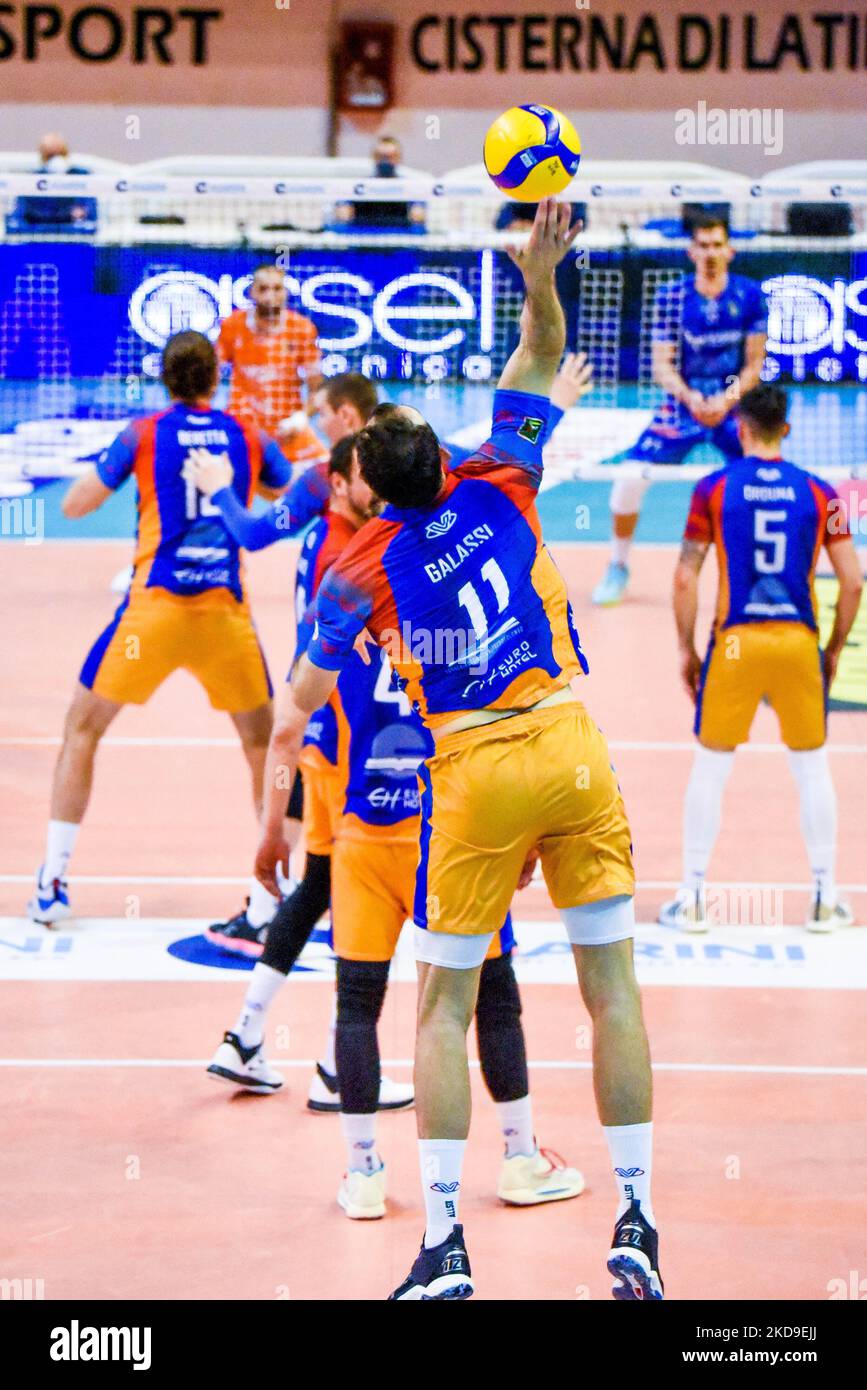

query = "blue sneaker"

[
  {"left": 592, "top": 561, "right": 630, "bottom": 606},
  {"left": 388, "top": 1224, "right": 474, "bottom": 1301},
  {"left": 27, "top": 866, "right": 71, "bottom": 926},
  {"left": 608, "top": 1201, "right": 664, "bottom": 1300}
]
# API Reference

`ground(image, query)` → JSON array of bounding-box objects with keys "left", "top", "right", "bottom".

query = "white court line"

[
  {"left": 0, "top": 1058, "right": 864, "bottom": 1077},
  {"left": 1, "top": 735, "right": 865, "bottom": 753},
  {"left": 3, "top": 872, "right": 867, "bottom": 893}
]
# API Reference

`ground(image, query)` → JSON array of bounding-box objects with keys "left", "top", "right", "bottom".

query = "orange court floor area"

[{"left": 1, "top": 538, "right": 865, "bottom": 1301}]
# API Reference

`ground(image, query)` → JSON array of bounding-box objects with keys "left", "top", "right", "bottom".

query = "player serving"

[
  {"left": 593, "top": 215, "right": 768, "bottom": 606},
  {"left": 251, "top": 199, "right": 661, "bottom": 1302},
  {"left": 218, "top": 262, "right": 326, "bottom": 467}
]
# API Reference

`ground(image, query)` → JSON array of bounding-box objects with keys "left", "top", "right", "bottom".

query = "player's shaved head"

[
  {"left": 367, "top": 402, "right": 425, "bottom": 427},
  {"left": 355, "top": 414, "right": 443, "bottom": 509},
  {"left": 737, "top": 384, "right": 788, "bottom": 439},
  {"left": 161, "top": 331, "right": 218, "bottom": 402}
]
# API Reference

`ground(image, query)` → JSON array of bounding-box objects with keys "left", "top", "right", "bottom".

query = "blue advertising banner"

[{"left": 1, "top": 241, "right": 865, "bottom": 395}]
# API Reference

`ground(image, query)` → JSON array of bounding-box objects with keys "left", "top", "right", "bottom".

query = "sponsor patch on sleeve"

[{"left": 517, "top": 416, "right": 545, "bottom": 444}]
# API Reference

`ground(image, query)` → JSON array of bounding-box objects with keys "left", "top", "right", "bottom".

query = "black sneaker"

[
  {"left": 607, "top": 1201, "right": 664, "bottom": 1300},
  {"left": 204, "top": 903, "right": 269, "bottom": 959},
  {"left": 388, "top": 1225, "right": 473, "bottom": 1301}
]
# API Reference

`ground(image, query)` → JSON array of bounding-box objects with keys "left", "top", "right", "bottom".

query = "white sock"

[
  {"left": 319, "top": 994, "right": 337, "bottom": 1076},
  {"left": 43, "top": 820, "right": 79, "bottom": 883},
  {"left": 603, "top": 1121, "right": 655, "bottom": 1226},
  {"left": 497, "top": 1095, "right": 536, "bottom": 1158},
  {"left": 341, "top": 1112, "right": 380, "bottom": 1174},
  {"left": 232, "top": 962, "right": 284, "bottom": 1047},
  {"left": 419, "top": 1138, "right": 466, "bottom": 1248},
  {"left": 682, "top": 746, "right": 735, "bottom": 894},
  {"left": 611, "top": 536, "right": 631, "bottom": 566},
  {"left": 788, "top": 747, "right": 838, "bottom": 904},
  {"left": 246, "top": 875, "right": 278, "bottom": 929}
]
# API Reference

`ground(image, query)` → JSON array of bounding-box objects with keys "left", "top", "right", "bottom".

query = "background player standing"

[
  {"left": 27, "top": 332, "right": 289, "bottom": 925},
  {"left": 218, "top": 262, "right": 326, "bottom": 468},
  {"left": 661, "top": 384, "right": 863, "bottom": 933},
  {"left": 593, "top": 215, "right": 767, "bottom": 606}
]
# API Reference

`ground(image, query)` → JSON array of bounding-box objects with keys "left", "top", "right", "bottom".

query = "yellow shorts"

[
  {"left": 299, "top": 749, "right": 345, "bottom": 855},
  {"left": 80, "top": 586, "right": 272, "bottom": 712},
  {"left": 331, "top": 818, "right": 515, "bottom": 962},
  {"left": 695, "top": 622, "right": 826, "bottom": 750},
  {"left": 415, "top": 701, "right": 634, "bottom": 940}
]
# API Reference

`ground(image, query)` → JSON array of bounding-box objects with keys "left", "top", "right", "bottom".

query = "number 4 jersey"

[
  {"left": 306, "top": 389, "right": 589, "bottom": 728},
  {"left": 684, "top": 455, "right": 850, "bottom": 630}
]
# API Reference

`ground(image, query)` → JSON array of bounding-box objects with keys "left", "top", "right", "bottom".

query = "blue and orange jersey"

[
  {"left": 210, "top": 461, "right": 330, "bottom": 553},
  {"left": 334, "top": 646, "right": 432, "bottom": 839},
  {"left": 96, "top": 400, "right": 290, "bottom": 603},
  {"left": 295, "top": 509, "right": 360, "bottom": 662},
  {"left": 306, "top": 388, "right": 588, "bottom": 729},
  {"left": 296, "top": 508, "right": 361, "bottom": 772},
  {"left": 684, "top": 455, "right": 849, "bottom": 631}
]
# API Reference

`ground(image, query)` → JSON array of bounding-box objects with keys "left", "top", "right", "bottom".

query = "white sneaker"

[
  {"left": 337, "top": 1165, "right": 386, "bottom": 1219},
  {"left": 27, "top": 866, "right": 72, "bottom": 926},
  {"left": 307, "top": 1063, "right": 414, "bottom": 1113},
  {"left": 658, "top": 887, "right": 707, "bottom": 933},
  {"left": 497, "top": 1148, "right": 585, "bottom": 1206},
  {"left": 806, "top": 897, "right": 855, "bottom": 933},
  {"left": 206, "top": 1031, "right": 283, "bottom": 1094}
]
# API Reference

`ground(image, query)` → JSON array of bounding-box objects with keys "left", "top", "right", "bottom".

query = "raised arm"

[{"left": 498, "top": 198, "right": 580, "bottom": 399}]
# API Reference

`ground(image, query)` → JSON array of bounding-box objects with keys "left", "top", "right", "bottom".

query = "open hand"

[
  {"left": 505, "top": 197, "right": 582, "bottom": 286},
  {"left": 550, "top": 351, "right": 593, "bottom": 411},
  {"left": 183, "top": 447, "right": 233, "bottom": 498}
]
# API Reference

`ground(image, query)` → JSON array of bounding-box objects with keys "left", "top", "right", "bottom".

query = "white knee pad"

[
  {"left": 610, "top": 475, "right": 651, "bottom": 516},
  {"left": 414, "top": 925, "right": 494, "bottom": 969},
  {"left": 561, "top": 894, "right": 635, "bottom": 947}
]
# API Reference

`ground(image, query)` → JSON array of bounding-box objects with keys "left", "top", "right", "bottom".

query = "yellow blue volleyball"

[{"left": 484, "top": 105, "right": 581, "bottom": 201}]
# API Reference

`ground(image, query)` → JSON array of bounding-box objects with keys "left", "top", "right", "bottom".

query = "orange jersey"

[{"left": 217, "top": 307, "right": 321, "bottom": 434}]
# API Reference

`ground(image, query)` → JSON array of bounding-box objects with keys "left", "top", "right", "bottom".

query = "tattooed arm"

[{"left": 673, "top": 539, "right": 710, "bottom": 701}]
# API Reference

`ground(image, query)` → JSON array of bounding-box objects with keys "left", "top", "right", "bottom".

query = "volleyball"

[{"left": 483, "top": 104, "right": 581, "bottom": 201}]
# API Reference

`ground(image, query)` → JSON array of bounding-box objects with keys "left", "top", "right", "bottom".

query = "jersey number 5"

[{"left": 754, "top": 509, "right": 787, "bottom": 575}]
